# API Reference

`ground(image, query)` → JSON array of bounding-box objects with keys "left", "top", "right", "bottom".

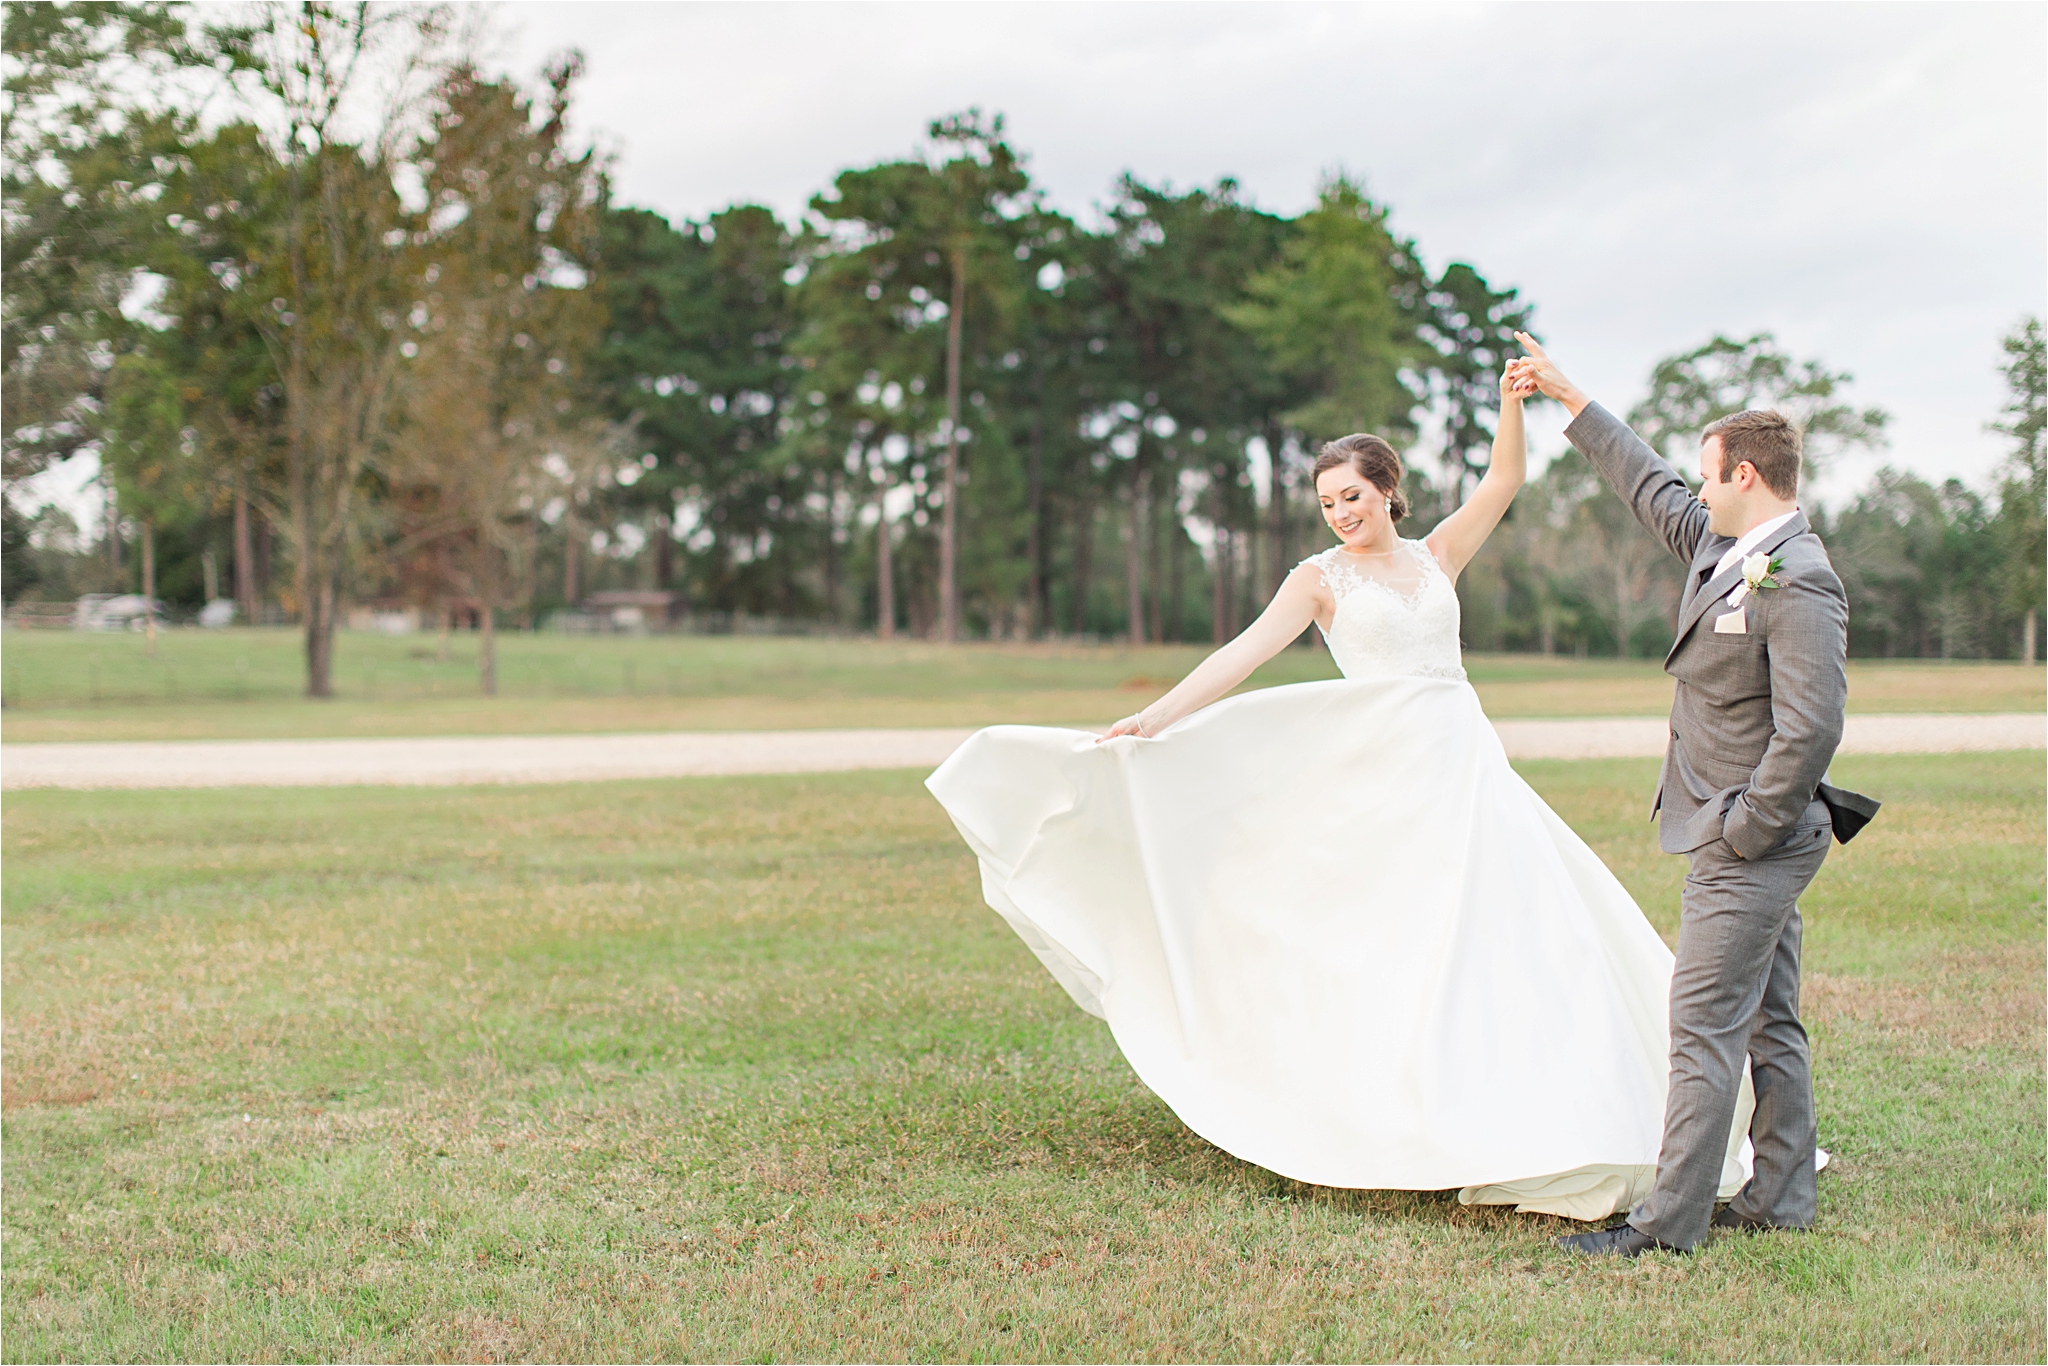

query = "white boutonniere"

[{"left": 1727, "top": 553, "right": 1784, "bottom": 606}]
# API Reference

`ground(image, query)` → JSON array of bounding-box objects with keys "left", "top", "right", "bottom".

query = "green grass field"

[
  {"left": 3, "top": 752, "right": 2041, "bottom": 1361},
  {"left": 3, "top": 628, "right": 2041, "bottom": 742}
]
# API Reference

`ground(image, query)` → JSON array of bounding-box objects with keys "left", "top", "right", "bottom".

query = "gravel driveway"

[{"left": 2, "top": 713, "right": 2039, "bottom": 790}]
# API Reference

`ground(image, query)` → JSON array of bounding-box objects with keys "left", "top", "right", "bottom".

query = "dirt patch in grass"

[{"left": 1808, "top": 943, "right": 2046, "bottom": 1052}]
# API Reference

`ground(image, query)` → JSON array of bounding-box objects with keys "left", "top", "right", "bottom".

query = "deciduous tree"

[
  {"left": 393, "top": 57, "right": 604, "bottom": 695},
  {"left": 1990, "top": 315, "right": 2044, "bottom": 662},
  {"left": 208, "top": 1, "right": 458, "bottom": 695},
  {"left": 1626, "top": 332, "right": 1888, "bottom": 475}
]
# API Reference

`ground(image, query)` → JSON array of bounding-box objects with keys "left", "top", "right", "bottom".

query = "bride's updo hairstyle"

[{"left": 1312, "top": 434, "right": 1408, "bottom": 523}]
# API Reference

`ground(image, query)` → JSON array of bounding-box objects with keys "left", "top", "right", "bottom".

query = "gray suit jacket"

[{"left": 1566, "top": 403, "right": 1879, "bottom": 858}]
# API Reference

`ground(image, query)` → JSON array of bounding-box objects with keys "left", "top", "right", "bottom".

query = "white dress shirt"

[{"left": 1715, "top": 508, "right": 1800, "bottom": 579}]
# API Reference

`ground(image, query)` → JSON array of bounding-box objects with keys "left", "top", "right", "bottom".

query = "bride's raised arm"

[
  {"left": 1098, "top": 564, "right": 1327, "bottom": 741},
  {"left": 1423, "top": 364, "right": 1533, "bottom": 580}
]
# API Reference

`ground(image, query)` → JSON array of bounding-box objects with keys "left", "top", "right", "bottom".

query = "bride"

[{"left": 925, "top": 367, "right": 1764, "bottom": 1220}]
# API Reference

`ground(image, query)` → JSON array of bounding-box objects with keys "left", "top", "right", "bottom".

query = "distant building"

[
  {"left": 345, "top": 604, "right": 423, "bottom": 635},
  {"left": 574, "top": 590, "right": 684, "bottom": 634}
]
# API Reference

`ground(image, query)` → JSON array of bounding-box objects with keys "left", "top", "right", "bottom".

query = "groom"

[{"left": 1511, "top": 336, "right": 1879, "bottom": 1258}]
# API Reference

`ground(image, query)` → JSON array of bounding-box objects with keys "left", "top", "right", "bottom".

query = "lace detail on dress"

[{"left": 1301, "top": 540, "right": 1467, "bottom": 683}]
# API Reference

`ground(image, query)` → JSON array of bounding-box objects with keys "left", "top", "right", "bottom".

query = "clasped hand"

[{"left": 1505, "top": 333, "right": 1586, "bottom": 413}]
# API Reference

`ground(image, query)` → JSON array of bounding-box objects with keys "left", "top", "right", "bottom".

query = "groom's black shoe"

[
  {"left": 1554, "top": 1222, "right": 1688, "bottom": 1259},
  {"left": 1711, "top": 1205, "right": 1806, "bottom": 1234}
]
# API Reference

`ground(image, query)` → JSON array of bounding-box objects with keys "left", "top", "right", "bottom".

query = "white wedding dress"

[{"left": 926, "top": 538, "right": 1766, "bottom": 1220}]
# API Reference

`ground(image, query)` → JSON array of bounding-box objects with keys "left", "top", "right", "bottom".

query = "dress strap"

[
  {"left": 1405, "top": 537, "right": 1451, "bottom": 580},
  {"left": 1303, "top": 546, "right": 1369, "bottom": 603}
]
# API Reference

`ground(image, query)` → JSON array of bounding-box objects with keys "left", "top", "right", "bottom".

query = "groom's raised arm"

[
  {"left": 1513, "top": 335, "right": 1710, "bottom": 566},
  {"left": 1565, "top": 403, "right": 1711, "bottom": 565}
]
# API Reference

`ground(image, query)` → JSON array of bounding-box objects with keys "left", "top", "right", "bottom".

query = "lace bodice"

[{"left": 1302, "top": 540, "right": 1467, "bottom": 683}]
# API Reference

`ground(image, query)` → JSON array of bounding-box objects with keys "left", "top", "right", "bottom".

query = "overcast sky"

[{"left": 485, "top": 0, "right": 2046, "bottom": 504}]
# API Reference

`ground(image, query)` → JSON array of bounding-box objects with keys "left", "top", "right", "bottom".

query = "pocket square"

[{"left": 1713, "top": 610, "right": 1747, "bottom": 635}]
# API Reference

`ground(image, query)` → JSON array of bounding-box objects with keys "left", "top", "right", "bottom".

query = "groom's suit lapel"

[{"left": 1666, "top": 511, "right": 1811, "bottom": 665}]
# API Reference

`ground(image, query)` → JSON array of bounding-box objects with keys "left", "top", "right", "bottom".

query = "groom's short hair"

[{"left": 1702, "top": 409, "right": 1801, "bottom": 499}]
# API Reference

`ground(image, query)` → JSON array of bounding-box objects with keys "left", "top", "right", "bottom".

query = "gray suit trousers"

[{"left": 1629, "top": 816, "right": 1832, "bottom": 1250}]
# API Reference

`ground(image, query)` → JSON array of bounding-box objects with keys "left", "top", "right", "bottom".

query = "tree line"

[{"left": 5, "top": 2, "right": 2042, "bottom": 699}]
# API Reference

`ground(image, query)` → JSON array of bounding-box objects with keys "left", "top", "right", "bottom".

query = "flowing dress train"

[{"left": 927, "top": 540, "right": 1760, "bottom": 1219}]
